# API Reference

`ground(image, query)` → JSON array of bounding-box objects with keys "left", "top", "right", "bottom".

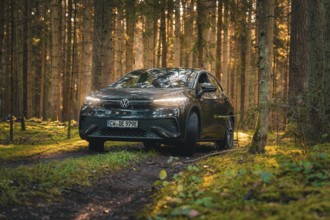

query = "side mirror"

[
  {"left": 201, "top": 83, "right": 217, "bottom": 92},
  {"left": 197, "top": 83, "right": 217, "bottom": 97}
]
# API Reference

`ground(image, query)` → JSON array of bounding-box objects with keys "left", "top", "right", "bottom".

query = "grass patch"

[
  {"left": 0, "top": 120, "right": 151, "bottom": 206},
  {"left": 0, "top": 121, "right": 138, "bottom": 161},
  {"left": 142, "top": 133, "right": 330, "bottom": 219},
  {"left": 0, "top": 150, "right": 151, "bottom": 206}
]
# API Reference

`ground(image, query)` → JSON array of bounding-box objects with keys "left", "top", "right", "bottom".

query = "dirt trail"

[{"left": 0, "top": 144, "right": 218, "bottom": 220}]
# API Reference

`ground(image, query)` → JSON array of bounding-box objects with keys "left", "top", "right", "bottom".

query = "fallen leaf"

[{"left": 159, "top": 169, "right": 168, "bottom": 180}]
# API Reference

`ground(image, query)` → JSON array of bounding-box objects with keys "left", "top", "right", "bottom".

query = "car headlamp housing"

[
  {"left": 84, "top": 96, "right": 101, "bottom": 107},
  {"left": 153, "top": 97, "right": 187, "bottom": 107}
]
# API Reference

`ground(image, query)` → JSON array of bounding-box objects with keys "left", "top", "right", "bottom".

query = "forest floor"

[
  {"left": 0, "top": 121, "right": 329, "bottom": 219},
  {"left": 0, "top": 120, "right": 220, "bottom": 219}
]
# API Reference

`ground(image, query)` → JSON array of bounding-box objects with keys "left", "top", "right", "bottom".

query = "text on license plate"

[{"left": 107, "top": 120, "right": 138, "bottom": 128}]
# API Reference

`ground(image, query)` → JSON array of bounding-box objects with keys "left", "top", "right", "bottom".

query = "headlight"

[
  {"left": 153, "top": 97, "right": 188, "bottom": 107},
  {"left": 84, "top": 96, "right": 101, "bottom": 106},
  {"left": 153, "top": 97, "right": 187, "bottom": 104}
]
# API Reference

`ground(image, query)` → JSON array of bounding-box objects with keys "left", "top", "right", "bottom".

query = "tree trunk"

[
  {"left": 23, "top": 0, "right": 30, "bottom": 124},
  {"left": 160, "top": 1, "right": 167, "bottom": 67},
  {"left": 93, "top": 0, "right": 114, "bottom": 89},
  {"left": 63, "top": 0, "right": 73, "bottom": 121},
  {"left": 79, "top": 0, "right": 93, "bottom": 111},
  {"left": 324, "top": 0, "right": 330, "bottom": 131},
  {"left": 135, "top": 19, "right": 144, "bottom": 69},
  {"left": 306, "top": 0, "right": 325, "bottom": 140},
  {"left": 222, "top": 0, "right": 229, "bottom": 90},
  {"left": 125, "top": 0, "right": 136, "bottom": 72},
  {"left": 10, "top": 0, "right": 16, "bottom": 142},
  {"left": 249, "top": 0, "right": 274, "bottom": 154},
  {"left": 143, "top": 2, "right": 156, "bottom": 68},
  {"left": 51, "top": 0, "right": 62, "bottom": 121},
  {"left": 68, "top": 0, "right": 77, "bottom": 139},
  {"left": 288, "top": 0, "right": 308, "bottom": 117},
  {"left": 196, "top": 0, "right": 205, "bottom": 69},
  {"left": 174, "top": 0, "right": 181, "bottom": 67},
  {"left": 215, "top": 0, "right": 222, "bottom": 79},
  {"left": 114, "top": 5, "right": 124, "bottom": 77}
]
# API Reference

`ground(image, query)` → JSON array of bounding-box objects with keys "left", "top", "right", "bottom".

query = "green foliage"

[{"left": 143, "top": 135, "right": 330, "bottom": 219}]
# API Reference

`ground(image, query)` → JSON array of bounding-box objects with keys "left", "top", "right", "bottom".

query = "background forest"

[{"left": 0, "top": 0, "right": 329, "bottom": 144}]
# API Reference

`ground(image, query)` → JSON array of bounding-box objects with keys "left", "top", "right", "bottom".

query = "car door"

[
  {"left": 197, "top": 72, "right": 221, "bottom": 139},
  {"left": 207, "top": 74, "right": 229, "bottom": 139}
]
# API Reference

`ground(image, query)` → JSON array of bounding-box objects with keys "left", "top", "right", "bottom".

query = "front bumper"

[{"left": 79, "top": 107, "right": 183, "bottom": 142}]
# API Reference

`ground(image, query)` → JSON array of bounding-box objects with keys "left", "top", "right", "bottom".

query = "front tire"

[
  {"left": 88, "top": 139, "right": 105, "bottom": 152},
  {"left": 216, "top": 118, "right": 234, "bottom": 150},
  {"left": 180, "top": 112, "right": 199, "bottom": 156}
]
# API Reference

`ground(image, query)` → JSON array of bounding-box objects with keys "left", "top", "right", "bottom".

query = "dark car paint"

[{"left": 79, "top": 68, "right": 234, "bottom": 145}]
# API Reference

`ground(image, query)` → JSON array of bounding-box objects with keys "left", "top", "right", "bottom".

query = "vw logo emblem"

[{"left": 120, "top": 99, "right": 130, "bottom": 108}]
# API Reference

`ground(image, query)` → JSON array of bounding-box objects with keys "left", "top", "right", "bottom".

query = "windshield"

[{"left": 112, "top": 69, "right": 197, "bottom": 89}]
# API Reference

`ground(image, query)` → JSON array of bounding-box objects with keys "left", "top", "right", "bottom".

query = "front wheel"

[
  {"left": 216, "top": 118, "right": 234, "bottom": 150},
  {"left": 88, "top": 139, "right": 105, "bottom": 152},
  {"left": 180, "top": 112, "right": 199, "bottom": 156}
]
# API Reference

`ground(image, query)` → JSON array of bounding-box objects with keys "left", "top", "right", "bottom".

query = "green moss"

[{"left": 142, "top": 134, "right": 330, "bottom": 219}]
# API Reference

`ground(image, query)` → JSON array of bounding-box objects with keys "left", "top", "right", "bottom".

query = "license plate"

[{"left": 107, "top": 120, "right": 138, "bottom": 128}]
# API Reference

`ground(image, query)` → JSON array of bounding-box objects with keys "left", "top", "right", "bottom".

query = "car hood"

[{"left": 95, "top": 87, "right": 190, "bottom": 100}]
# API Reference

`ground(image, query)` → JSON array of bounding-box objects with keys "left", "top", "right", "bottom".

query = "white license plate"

[{"left": 107, "top": 120, "right": 138, "bottom": 128}]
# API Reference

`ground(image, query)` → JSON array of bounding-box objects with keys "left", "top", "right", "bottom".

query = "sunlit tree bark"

[
  {"left": 215, "top": 0, "right": 222, "bottom": 79},
  {"left": 93, "top": 0, "right": 114, "bottom": 89},
  {"left": 174, "top": 0, "right": 181, "bottom": 67},
  {"left": 160, "top": 1, "right": 167, "bottom": 67},
  {"left": 51, "top": 0, "right": 62, "bottom": 121},
  {"left": 222, "top": 0, "right": 229, "bottom": 90},
  {"left": 249, "top": 0, "right": 274, "bottom": 153},
  {"left": 79, "top": 0, "right": 93, "bottom": 111},
  {"left": 125, "top": 0, "right": 136, "bottom": 72}
]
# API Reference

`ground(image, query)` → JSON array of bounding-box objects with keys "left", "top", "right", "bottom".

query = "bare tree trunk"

[
  {"left": 0, "top": 2, "right": 4, "bottom": 118},
  {"left": 10, "top": 0, "right": 16, "bottom": 142},
  {"left": 79, "top": 0, "right": 93, "bottom": 111},
  {"left": 22, "top": 0, "right": 30, "bottom": 124},
  {"left": 306, "top": 0, "right": 325, "bottom": 140},
  {"left": 51, "top": 0, "right": 62, "bottom": 121},
  {"left": 114, "top": 5, "right": 124, "bottom": 77},
  {"left": 160, "top": 1, "right": 167, "bottom": 67},
  {"left": 288, "top": 0, "right": 307, "bottom": 115},
  {"left": 143, "top": 2, "right": 156, "bottom": 68},
  {"left": 222, "top": 0, "right": 229, "bottom": 89},
  {"left": 215, "top": 0, "right": 222, "bottom": 79},
  {"left": 324, "top": 0, "right": 330, "bottom": 131},
  {"left": 93, "top": 0, "right": 114, "bottom": 89},
  {"left": 135, "top": 19, "right": 144, "bottom": 69},
  {"left": 249, "top": 0, "right": 274, "bottom": 154},
  {"left": 63, "top": 0, "right": 73, "bottom": 121},
  {"left": 174, "top": 0, "right": 181, "bottom": 67},
  {"left": 68, "top": 0, "right": 77, "bottom": 139},
  {"left": 126, "top": 0, "right": 136, "bottom": 72},
  {"left": 196, "top": 0, "right": 205, "bottom": 69}
]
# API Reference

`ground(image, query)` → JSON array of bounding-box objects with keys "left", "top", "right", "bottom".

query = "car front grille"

[
  {"left": 80, "top": 117, "right": 179, "bottom": 138},
  {"left": 101, "top": 99, "right": 152, "bottom": 110}
]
